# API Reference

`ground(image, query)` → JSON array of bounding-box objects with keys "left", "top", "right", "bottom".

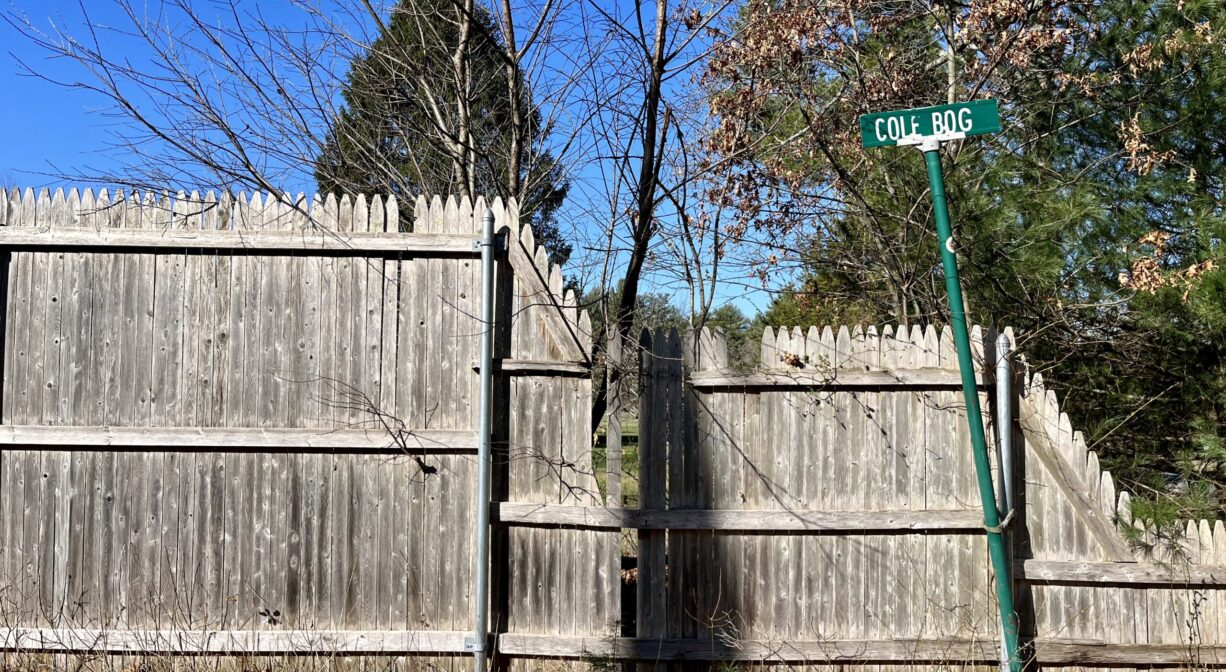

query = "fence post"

[
  {"left": 995, "top": 331, "right": 1014, "bottom": 519},
  {"left": 489, "top": 201, "right": 514, "bottom": 671},
  {"left": 471, "top": 208, "right": 496, "bottom": 672},
  {"left": 993, "top": 329, "right": 1016, "bottom": 672}
]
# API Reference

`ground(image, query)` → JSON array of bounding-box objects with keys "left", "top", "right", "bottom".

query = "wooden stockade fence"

[
  {"left": 0, "top": 187, "right": 610, "bottom": 670},
  {"left": 616, "top": 325, "right": 1226, "bottom": 670},
  {"left": 0, "top": 187, "right": 1224, "bottom": 670}
]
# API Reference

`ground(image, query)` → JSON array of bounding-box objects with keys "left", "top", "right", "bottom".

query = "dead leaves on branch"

[
  {"left": 1122, "top": 20, "right": 1221, "bottom": 76},
  {"left": 1119, "top": 114, "right": 1178, "bottom": 176},
  {"left": 962, "top": 0, "right": 1072, "bottom": 72},
  {"left": 700, "top": 0, "right": 1075, "bottom": 230},
  {"left": 700, "top": 0, "right": 1220, "bottom": 303},
  {"left": 1120, "top": 230, "right": 1216, "bottom": 301}
]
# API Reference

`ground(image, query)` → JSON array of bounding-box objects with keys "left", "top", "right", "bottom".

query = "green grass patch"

[{"left": 594, "top": 417, "right": 640, "bottom": 508}]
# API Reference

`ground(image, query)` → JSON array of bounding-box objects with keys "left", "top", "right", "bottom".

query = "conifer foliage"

[{"left": 315, "top": 0, "right": 570, "bottom": 263}]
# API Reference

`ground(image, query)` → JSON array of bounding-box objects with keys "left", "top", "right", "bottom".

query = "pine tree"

[{"left": 315, "top": 0, "right": 571, "bottom": 263}]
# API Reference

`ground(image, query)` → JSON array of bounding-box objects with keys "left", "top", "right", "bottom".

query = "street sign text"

[{"left": 860, "top": 100, "right": 1000, "bottom": 148}]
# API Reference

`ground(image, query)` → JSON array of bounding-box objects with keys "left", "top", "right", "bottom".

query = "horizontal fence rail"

[
  {"left": 688, "top": 367, "right": 988, "bottom": 389},
  {"left": 1019, "top": 559, "right": 1226, "bottom": 586},
  {"left": 7, "top": 628, "right": 1223, "bottom": 665},
  {"left": 495, "top": 503, "right": 986, "bottom": 531},
  {"left": 0, "top": 628, "right": 471, "bottom": 655},
  {"left": 0, "top": 425, "right": 478, "bottom": 453},
  {"left": 497, "top": 635, "right": 1226, "bottom": 665}
]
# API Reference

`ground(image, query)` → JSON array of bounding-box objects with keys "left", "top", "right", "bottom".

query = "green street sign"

[{"left": 860, "top": 99, "right": 1000, "bottom": 148}]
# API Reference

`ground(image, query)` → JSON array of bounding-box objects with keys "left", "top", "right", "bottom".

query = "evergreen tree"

[
  {"left": 706, "top": 303, "right": 755, "bottom": 369},
  {"left": 315, "top": 0, "right": 571, "bottom": 263}
]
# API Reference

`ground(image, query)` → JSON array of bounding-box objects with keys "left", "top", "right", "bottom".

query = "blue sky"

[
  {"left": 0, "top": 2, "right": 128, "bottom": 188},
  {"left": 0, "top": 0, "right": 777, "bottom": 318},
  {"left": 0, "top": 0, "right": 342, "bottom": 192}
]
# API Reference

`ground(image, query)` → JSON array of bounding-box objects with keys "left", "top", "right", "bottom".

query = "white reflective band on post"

[{"left": 899, "top": 131, "right": 968, "bottom": 147}]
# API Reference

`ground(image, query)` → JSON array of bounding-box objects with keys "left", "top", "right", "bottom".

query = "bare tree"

[
  {"left": 573, "top": 0, "right": 736, "bottom": 431},
  {"left": 7, "top": 0, "right": 573, "bottom": 243},
  {"left": 7, "top": 0, "right": 739, "bottom": 431}
]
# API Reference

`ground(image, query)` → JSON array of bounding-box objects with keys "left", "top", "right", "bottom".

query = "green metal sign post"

[{"left": 860, "top": 99, "right": 1021, "bottom": 672}]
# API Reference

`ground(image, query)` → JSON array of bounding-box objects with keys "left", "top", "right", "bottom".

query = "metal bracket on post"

[{"left": 472, "top": 231, "right": 507, "bottom": 253}]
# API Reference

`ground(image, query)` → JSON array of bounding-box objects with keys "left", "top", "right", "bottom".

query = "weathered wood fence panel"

[
  {"left": 0, "top": 188, "right": 481, "bottom": 650},
  {"left": 0, "top": 189, "right": 484, "bottom": 431},
  {"left": 622, "top": 323, "right": 1226, "bottom": 670},
  {"left": 1018, "top": 366, "right": 1226, "bottom": 669},
  {"left": 501, "top": 200, "right": 617, "bottom": 667},
  {"left": 4, "top": 186, "right": 1226, "bottom": 669},
  {"left": 0, "top": 188, "right": 609, "bottom": 670},
  {"left": 633, "top": 326, "right": 998, "bottom": 672}
]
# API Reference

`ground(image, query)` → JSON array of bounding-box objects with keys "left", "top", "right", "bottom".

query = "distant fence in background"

[{"left": 0, "top": 188, "right": 1223, "bottom": 670}]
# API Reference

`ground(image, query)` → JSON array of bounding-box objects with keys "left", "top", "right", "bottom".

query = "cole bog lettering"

[{"left": 859, "top": 100, "right": 1001, "bottom": 148}]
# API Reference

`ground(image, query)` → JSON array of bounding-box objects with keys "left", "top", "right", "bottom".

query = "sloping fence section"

[
  {"left": 0, "top": 187, "right": 612, "bottom": 668},
  {"left": 1017, "top": 368, "right": 1226, "bottom": 667}
]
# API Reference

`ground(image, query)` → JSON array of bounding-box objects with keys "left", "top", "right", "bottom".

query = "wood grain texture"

[
  {"left": 0, "top": 192, "right": 495, "bottom": 671},
  {"left": 1021, "top": 558, "right": 1226, "bottom": 585},
  {"left": 0, "top": 425, "right": 478, "bottom": 451},
  {"left": 504, "top": 220, "right": 586, "bottom": 364},
  {"left": 1020, "top": 392, "right": 1134, "bottom": 562},
  {"left": 3, "top": 628, "right": 1215, "bottom": 666},
  {"left": 498, "top": 634, "right": 1226, "bottom": 665},
  {"left": 0, "top": 628, "right": 469, "bottom": 654},
  {"left": 635, "top": 329, "right": 667, "bottom": 652}
]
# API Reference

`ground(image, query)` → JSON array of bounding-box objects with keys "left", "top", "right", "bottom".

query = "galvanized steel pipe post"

[
  {"left": 471, "top": 208, "right": 496, "bottom": 672},
  {"left": 995, "top": 331, "right": 1014, "bottom": 518}
]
